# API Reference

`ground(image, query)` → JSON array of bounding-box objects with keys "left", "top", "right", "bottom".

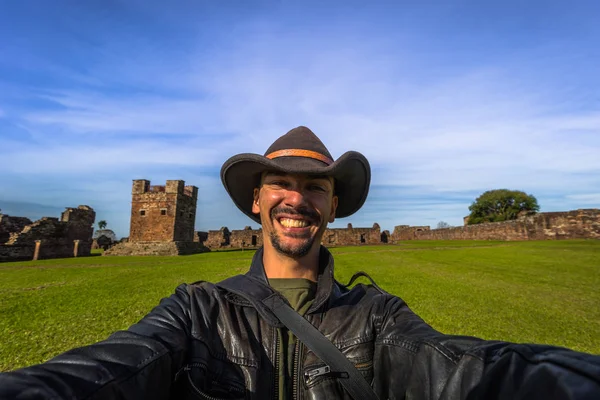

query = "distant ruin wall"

[
  {"left": 322, "top": 223, "right": 383, "bottom": 246},
  {"left": 392, "top": 209, "right": 600, "bottom": 241},
  {"left": 230, "top": 228, "right": 263, "bottom": 248},
  {"left": 0, "top": 206, "right": 95, "bottom": 262},
  {"left": 92, "top": 235, "right": 115, "bottom": 251},
  {"left": 201, "top": 226, "right": 264, "bottom": 249},
  {"left": 390, "top": 225, "right": 431, "bottom": 241},
  {"left": 92, "top": 229, "right": 118, "bottom": 250},
  {"left": 203, "top": 227, "right": 231, "bottom": 249}
]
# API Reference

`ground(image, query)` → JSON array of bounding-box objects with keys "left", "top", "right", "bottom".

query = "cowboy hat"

[{"left": 220, "top": 126, "right": 371, "bottom": 224}]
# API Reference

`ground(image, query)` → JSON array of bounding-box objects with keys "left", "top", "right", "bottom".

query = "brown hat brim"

[{"left": 220, "top": 151, "right": 370, "bottom": 224}]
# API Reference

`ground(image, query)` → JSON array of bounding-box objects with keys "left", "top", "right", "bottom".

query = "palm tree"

[{"left": 98, "top": 220, "right": 107, "bottom": 230}]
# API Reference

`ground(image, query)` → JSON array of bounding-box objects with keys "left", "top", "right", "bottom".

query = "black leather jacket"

[{"left": 1, "top": 246, "right": 599, "bottom": 399}]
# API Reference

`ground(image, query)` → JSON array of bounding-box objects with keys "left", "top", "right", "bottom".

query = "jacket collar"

[{"left": 247, "top": 246, "right": 336, "bottom": 313}]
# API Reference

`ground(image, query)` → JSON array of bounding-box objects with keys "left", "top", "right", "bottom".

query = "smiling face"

[{"left": 252, "top": 171, "right": 338, "bottom": 259}]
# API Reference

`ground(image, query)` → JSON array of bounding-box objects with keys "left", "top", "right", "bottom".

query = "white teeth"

[{"left": 279, "top": 218, "right": 309, "bottom": 228}]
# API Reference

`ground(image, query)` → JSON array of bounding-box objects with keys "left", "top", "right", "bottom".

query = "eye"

[
  {"left": 269, "top": 180, "right": 289, "bottom": 188},
  {"left": 309, "top": 184, "right": 327, "bottom": 192}
]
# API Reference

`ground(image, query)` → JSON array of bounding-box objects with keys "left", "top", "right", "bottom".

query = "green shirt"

[{"left": 269, "top": 278, "right": 317, "bottom": 400}]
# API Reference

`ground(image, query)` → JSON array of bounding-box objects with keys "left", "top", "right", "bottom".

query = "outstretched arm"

[
  {"left": 374, "top": 295, "right": 600, "bottom": 400},
  {"left": 0, "top": 284, "right": 193, "bottom": 400}
]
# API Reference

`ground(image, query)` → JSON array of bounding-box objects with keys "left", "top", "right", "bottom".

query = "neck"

[{"left": 262, "top": 243, "right": 321, "bottom": 282}]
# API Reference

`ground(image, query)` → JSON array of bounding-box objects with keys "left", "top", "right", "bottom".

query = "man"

[{"left": 1, "top": 126, "right": 599, "bottom": 399}]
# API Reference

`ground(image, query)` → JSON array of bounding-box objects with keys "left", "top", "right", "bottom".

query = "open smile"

[
  {"left": 278, "top": 217, "right": 310, "bottom": 228},
  {"left": 273, "top": 213, "right": 318, "bottom": 231},
  {"left": 271, "top": 207, "right": 320, "bottom": 234}
]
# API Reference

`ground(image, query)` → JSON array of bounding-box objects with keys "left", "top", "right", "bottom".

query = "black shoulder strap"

[{"left": 218, "top": 275, "right": 379, "bottom": 400}]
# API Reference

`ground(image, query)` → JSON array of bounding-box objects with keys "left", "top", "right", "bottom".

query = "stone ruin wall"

[
  {"left": 322, "top": 223, "right": 389, "bottom": 246},
  {"left": 390, "top": 225, "right": 432, "bottom": 241},
  {"left": 199, "top": 226, "right": 265, "bottom": 250},
  {"left": 229, "top": 227, "right": 264, "bottom": 248},
  {"left": 391, "top": 209, "right": 600, "bottom": 241},
  {"left": 0, "top": 206, "right": 96, "bottom": 262}
]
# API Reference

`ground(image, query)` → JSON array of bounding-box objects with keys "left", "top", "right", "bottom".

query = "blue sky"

[{"left": 1, "top": 0, "right": 599, "bottom": 238}]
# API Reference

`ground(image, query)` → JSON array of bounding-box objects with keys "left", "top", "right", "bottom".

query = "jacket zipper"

[
  {"left": 305, "top": 360, "right": 373, "bottom": 381},
  {"left": 305, "top": 365, "right": 331, "bottom": 379},
  {"left": 292, "top": 339, "right": 302, "bottom": 399},
  {"left": 185, "top": 362, "right": 206, "bottom": 370},
  {"left": 273, "top": 327, "right": 280, "bottom": 400},
  {"left": 175, "top": 361, "right": 205, "bottom": 381},
  {"left": 186, "top": 371, "right": 237, "bottom": 400}
]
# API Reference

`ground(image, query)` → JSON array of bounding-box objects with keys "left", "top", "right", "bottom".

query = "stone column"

[
  {"left": 33, "top": 240, "right": 41, "bottom": 261},
  {"left": 73, "top": 240, "right": 80, "bottom": 257}
]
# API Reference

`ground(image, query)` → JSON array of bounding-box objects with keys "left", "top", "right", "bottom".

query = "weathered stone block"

[{"left": 0, "top": 215, "right": 32, "bottom": 244}]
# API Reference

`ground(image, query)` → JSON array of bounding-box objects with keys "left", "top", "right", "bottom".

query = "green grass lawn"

[{"left": 1, "top": 240, "right": 599, "bottom": 371}]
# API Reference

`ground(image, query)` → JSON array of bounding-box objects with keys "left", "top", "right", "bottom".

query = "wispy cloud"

[{"left": 1, "top": 1, "right": 599, "bottom": 236}]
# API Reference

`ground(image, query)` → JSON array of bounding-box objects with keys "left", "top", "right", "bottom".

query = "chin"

[{"left": 270, "top": 232, "right": 316, "bottom": 258}]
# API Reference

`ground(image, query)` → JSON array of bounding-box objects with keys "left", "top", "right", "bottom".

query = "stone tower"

[{"left": 129, "top": 179, "right": 198, "bottom": 243}]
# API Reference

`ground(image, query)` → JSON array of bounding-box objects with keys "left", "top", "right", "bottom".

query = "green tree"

[
  {"left": 467, "top": 189, "right": 539, "bottom": 225},
  {"left": 98, "top": 220, "right": 107, "bottom": 230}
]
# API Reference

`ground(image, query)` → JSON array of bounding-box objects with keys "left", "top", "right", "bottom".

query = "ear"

[
  {"left": 251, "top": 188, "right": 260, "bottom": 214},
  {"left": 328, "top": 195, "right": 338, "bottom": 223}
]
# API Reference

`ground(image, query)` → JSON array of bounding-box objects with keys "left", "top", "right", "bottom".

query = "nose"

[{"left": 283, "top": 187, "right": 308, "bottom": 208}]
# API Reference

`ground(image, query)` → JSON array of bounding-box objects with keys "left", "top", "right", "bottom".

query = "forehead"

[{"left": 261, "top": 171, "right": 332, "bottom": 182}]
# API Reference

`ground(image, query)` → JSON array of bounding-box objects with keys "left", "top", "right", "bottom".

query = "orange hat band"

[{"left": 266, "top": 149, "right": 333, "bottom": 166}]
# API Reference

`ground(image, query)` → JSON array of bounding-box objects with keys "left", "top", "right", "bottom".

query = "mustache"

[{"left": 271, "top": 206, "right": 319, "bottom": 222}]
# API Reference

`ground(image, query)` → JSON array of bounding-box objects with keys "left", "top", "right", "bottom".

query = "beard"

[
  {"left": 270, "top": 230, "right": 315, "bottom": 258},
  {"left": 269, "top": 205, "right": 323, "bottom": 258}
]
